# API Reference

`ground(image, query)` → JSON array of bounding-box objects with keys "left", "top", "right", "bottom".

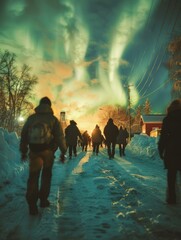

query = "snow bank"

[
  {"left": 0, "top": 129, "right": 161, "bottom": 185},
  {"left": 126, "top": 134, "right": 160, "bottom": 159},
  {"left": 0, "top": 128, "right": 24, "bottom": 185}
]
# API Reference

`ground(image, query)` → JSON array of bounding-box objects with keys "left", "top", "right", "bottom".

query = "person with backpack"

[
  {"left": 158, "top": 99, "right": 181, "bottom": 205},
  {"left": 117, "top": 126, "right": 129, "bottom": 156},
  {"left": 103, "top": 118, "right": 119, "bottom": 159},
  {"left": 65, "top": 120, "right": 82, "bottom": 159},
  {"left": 19, "top": 97, "right": 67, "bottom": 215}
]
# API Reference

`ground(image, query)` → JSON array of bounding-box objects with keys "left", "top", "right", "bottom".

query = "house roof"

[{"left": 141, "top": 114, "right": 166, "bottom": 123}]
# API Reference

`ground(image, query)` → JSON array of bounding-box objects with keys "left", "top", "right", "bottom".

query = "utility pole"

[
  {"left": 124, "top": 84, "right": 133, "bottom": 142},
  {"left": 60, "top": 111, "right": 67, "bottom": 132}
]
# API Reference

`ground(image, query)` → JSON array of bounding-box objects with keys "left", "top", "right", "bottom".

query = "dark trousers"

[
  {"left": 106, "top": 141, "right": 116, "bottom": 158},
  {"left": 92, "top": 142, "right": 100, "bottom": 154},
  {"left": 167, "top": 168, "right": 177, "bottom": 202},
  {"left": 68, "top": 145, "right": 77, "bottom": 157},
  {"left": 82, "top": 143, "right": 88, "bottom": 151},
  {"left": 119, "top": 143, "right": 126, "bottom": 156},
  {"left": 26, "top": 150, "right": 54, "bottom": 206}
]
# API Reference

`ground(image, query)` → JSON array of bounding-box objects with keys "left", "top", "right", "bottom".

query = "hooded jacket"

[
  {"left": 117, "top": 127, "right": 129, "bottom": 145},
  {"left": 92, "top": 126, "right": 102, "bottom": 144},
  {"left": 103, "top": 119, "right": 119, "bottom": 142},
  {"left": 65, "top": 121, "right": 82, "bottom": 145},
  {"left": 20, "top": 103, "right": 67, "bottom": 154},
  {"left": 158, "top": 109, "right": 181, "bottom": 169}
]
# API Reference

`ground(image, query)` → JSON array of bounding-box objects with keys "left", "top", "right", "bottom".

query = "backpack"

[{"left": 28, "top": 121, "right": 53, "bottom": 144}]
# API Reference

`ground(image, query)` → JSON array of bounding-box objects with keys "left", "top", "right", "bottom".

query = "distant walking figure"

[
  {"left": 65, "top": 120, "right": 82, "bottom": 159},
  {"left": 117, "top": 126, "right": 129, "bottom": 156},
  {"left": 91, "top": 125, "right": 102, "bottom": 155},
  {"left": 158, "top": 99, "right": 181, "bottom": 205},
  {"left": 103, "top": 118, "right": 119, "bottom": 159},
  {"left": 82, "top": 130, "right": 90, "bottom": 151}
]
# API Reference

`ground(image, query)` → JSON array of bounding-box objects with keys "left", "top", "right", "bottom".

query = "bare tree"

[
  {"left": 0, "top": 50, "right": 37, "bottom": 132},
  {"left": 131, "top": 105, "right": 142, "bottom": 133},
  {"left": 98, "top": 105, "right": 128, "bottom": 128},
  {"left": 167, "top": 36, "right": 181, "bottom": 98}
]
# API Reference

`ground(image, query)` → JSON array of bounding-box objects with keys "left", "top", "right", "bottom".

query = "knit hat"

[
  {"left": 108, "top": 118, "right": 113, "bottom": 124},
  {"left": 70, "top": 120, "right": 77, "bottom": 125},
  {"left": 39, "top": 97, "right": 51, "bottom": 106}
]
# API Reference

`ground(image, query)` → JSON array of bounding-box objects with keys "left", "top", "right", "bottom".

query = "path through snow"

[{"left": 0, "top": 147, "right": 181, "bottom": 240}]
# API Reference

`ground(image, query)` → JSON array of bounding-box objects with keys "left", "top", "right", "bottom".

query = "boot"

[
  {"left": 123, "top": 146, "right": 126, "bottom": 156},
  {"left": 29, "top": 204, "right": 38, "bottom": 215},
  {"left": 40, "top": 199, "right": 50, "bottom": 208},
  {"left": 119, "top": 147, "right": 122, "bottom": 157}
]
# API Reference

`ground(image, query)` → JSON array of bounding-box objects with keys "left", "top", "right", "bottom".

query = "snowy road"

[{"left": 0, "top": 146, "right": 181, "bottom": 240}]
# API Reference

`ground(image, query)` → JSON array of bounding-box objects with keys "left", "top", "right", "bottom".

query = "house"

[{"left": 140, "top": 114, "right": 166, "bottom": 137}]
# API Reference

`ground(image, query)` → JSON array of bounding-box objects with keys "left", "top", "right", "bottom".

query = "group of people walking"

[
  {"left": 19, "top": 96, "right": 181, "bottom": 216},
  {"left": 19, "top": 96, "right": 129, "bottom": 215},
  {"left": 64, "top": 117, "right": 129, "bottom": 160}
]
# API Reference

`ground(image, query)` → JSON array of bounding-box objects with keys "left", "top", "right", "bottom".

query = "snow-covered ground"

[{"left": 0, "top": 128, "right": 181, "bottom": 240}]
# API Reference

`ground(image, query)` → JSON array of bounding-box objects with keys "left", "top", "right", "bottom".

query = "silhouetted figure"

[
  {"left": 103, "top": 118, "right": 119, "bottom": 159},
  {"left": 82, "top": 130, "right": 90, "bottom": 151},
  {"left": 100, "top": 134, "right": 105, "bottom": 148},
  {"left": 92, "top": 125, "right": 103, "bottom": 155},
  {"left": 88, "top": 135, "right": 92, "bottom": 148},
  {"left": 158, "top": 99, "right": 181, "bottom": 205},
  {"left": 20, "top": 97, "right": 67, "bottom": 215},
  {"left": 65, "top": 120, "right": 82, "bottom": 159},
  {"left": 117, "top": 126, "right": 129, "bottom": 156}
]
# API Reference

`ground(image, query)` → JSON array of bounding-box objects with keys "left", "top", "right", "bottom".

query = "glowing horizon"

[{"left": 0, "top": 0, "right": 180, "bottom": 130}]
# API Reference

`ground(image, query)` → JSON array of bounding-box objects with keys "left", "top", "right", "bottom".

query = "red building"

[{"left": 140, "top": 114, "right": 166, "bottom": 137}]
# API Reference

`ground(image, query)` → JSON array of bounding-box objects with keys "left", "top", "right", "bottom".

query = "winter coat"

[
  {"left": 82, "top": 131, "right": 90, "bottom": 145},
  {"left": 20, "top": 103, "right": 67, "bottom": 154},
  {"left": 65, "top": 122, "right": 82, "bottom": 146},
  {"left": 158, "top": 109, "right": 181, "bottom": 170},
  {"left": 103, "top": 120, "right": 119, "bottom": 143},
  {"left": 117, "top": 127, "right": 129, "bottom": 145},
  {"left": 92, "top": 127, "right": 102, "bottom": 144}
]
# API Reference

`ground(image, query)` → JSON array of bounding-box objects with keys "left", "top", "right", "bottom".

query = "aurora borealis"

[{"left": 0, "top": 0, "right": 181, "bottom": 130}]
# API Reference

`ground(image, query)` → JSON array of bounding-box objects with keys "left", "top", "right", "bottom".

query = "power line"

[{"left": 131, "top": 79, "right": 170, "bottom": 106}]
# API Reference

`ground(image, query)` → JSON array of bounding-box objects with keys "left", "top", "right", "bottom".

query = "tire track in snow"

[
  {"left": 55, "top": 151, "right": 121, "bottom": 240},
  {"left": 99, "top": 150, "right": 181, "bottom": 240}
]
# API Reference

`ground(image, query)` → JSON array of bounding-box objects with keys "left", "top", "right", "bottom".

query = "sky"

[
  {"left": 0, "top": 0, "right": 181, "bottom": 130},
  {"left": 1, "top": 128, "right": 181, "bottom": 239}
]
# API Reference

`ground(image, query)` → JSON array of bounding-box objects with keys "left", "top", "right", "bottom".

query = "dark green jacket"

[{"left": 20, "top": 103, "right": 67, "bottom": 154}]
